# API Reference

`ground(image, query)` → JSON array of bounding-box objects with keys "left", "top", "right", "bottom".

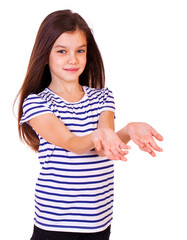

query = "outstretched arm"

[
  {"left": 117, "top": 122, "right": 163, "bottom": 157},
  {"left": 29, "top": 113, "right": 94, "bottom": 154},
  {"left": 28, "top": 112, "right": 129, "bottom": 159}
]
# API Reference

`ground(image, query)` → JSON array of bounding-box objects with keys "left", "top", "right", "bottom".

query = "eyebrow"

[{"left": 55, "top": 44, "right": 87, "bottom": 48}]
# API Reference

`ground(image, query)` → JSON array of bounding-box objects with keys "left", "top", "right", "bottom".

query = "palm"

[{"left": 127, "top": 122, "right": 163, "bottom": 157}]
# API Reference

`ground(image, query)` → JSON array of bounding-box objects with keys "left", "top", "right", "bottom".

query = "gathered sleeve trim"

[
  {"left": 99, "top": 88, "right": 115, "bottom": 114},
  {"left": 20, "top": 93, "right": 53, "bottom": 125}
]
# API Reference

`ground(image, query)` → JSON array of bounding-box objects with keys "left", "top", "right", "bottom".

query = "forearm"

[
  {"left": 116, "top": 124, "right": 131, "bottom": 144},
  {"left": 68, "top": 133, "right": 94, "bottom": 154},
  {"left": 29, "top": 113, "right": 95, "bottom": 154}
]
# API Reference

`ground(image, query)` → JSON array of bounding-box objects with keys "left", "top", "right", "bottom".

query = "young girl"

[{"left": 17, "top": 10, "right": 163, "bottom": 240}]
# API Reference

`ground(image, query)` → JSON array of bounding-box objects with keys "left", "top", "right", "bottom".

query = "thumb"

[{"left": 93, "top": 136, "right": 103, "bottom": 151}]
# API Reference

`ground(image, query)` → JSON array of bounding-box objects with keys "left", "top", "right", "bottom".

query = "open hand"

[
  {"left": 127, "top": 122, "right": 163, "bottom": 157},
  {"left": 92, "top": 128, "right": 130, "bottom": 161}
]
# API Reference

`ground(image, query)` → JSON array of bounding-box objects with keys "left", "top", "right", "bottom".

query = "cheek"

[
  {"left": 48, "top": 54, "right": 54, "bottom": 70},
  {"left": 81, "top": 55, "right": 87, "bottom": 67},
  {"left": 49, "top": 55, "right": 64, "bottom": 70}
]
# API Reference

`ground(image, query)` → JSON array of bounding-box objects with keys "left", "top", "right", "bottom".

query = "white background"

[{"left": 1, "top": 0, "right": 187, "bottom": 239}]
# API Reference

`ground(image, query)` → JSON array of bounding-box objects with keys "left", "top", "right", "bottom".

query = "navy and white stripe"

[{"left": 20, "top": 86, "right": 115, "bottom": 233}]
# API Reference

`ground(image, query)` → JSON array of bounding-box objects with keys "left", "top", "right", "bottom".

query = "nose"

[{"left": 68, "top": 52, "right": 77, "bottom": 65}]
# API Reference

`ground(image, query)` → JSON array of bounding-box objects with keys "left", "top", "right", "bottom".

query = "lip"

[{"left": 64, "top": 68, "right": 80, "bottom": 72}]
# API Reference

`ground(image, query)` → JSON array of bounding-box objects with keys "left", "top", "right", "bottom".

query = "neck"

[
  {"left": 48, "top": 80, "right": 85, "bottom": 103},
  {"left": 49, "top": 80, "right": 82, "bottom": 95}
]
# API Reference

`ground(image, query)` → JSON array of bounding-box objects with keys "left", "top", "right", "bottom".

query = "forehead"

[{"left": 53, "top": 29, "right": 87, "bottom": 47}]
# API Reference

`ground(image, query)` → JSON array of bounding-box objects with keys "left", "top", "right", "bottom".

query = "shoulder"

[
  {"left": 20, "top": 89, "right": 53, "bottom": 125},
  {"left": 22, "top": 89, "right": 50, "bottom": 107},
  {"left": 83, "top": 86, "right": 115, "bottom": 113},
  {"left": 84, "top": 86, "right": 114, "bottom": 100},
  {"left": 22, "top": 89, "right": 53, "bottom": 115}
]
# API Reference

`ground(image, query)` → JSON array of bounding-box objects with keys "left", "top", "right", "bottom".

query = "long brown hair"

[{"left": 16, "top": 10, "right": 105, "bottom": 152}]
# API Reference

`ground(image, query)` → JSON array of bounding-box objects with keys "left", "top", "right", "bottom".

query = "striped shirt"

[{"left": 20, "top": 86, "right": 115, "bottom": 233}]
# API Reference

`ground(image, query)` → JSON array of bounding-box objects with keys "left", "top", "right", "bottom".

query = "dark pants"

[{"left": 31, "top": 225, "right": 111, "bottom": 240}]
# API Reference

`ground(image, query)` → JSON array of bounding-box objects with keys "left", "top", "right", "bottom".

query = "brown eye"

[
  {"left": 77, "top": 49, "right": 85, "bottom": 53},
  {"left": 58, "top": 50, "right": 66, "bottom": 54}
]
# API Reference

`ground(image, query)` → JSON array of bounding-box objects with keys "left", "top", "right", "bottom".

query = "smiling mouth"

[{"left": 64, "top": 68, "right": 80, "bottom": 72}]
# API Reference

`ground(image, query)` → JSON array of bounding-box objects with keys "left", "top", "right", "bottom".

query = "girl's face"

[{"left": 49, "top": 29, "right": 87, "bottom": 85}]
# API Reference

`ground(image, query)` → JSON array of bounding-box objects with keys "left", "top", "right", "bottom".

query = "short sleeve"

[
  {"left": 20, "top": 93, "right": 53, "bottom": 125},
  {"left": 99, "top": 88, "right": 115, "bottom": 114}
]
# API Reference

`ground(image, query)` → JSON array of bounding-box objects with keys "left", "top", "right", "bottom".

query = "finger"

[
  {"left": 110, "top": 148, "right": 128, "bottom": 161},
  {"left": 150, "top": 127, "right": 164, "bottom": 141},
  {"left": 149, "top": 138, "right": 163, "bottom": 152},
  {"left": 120, "top": 156, "right": 128, "bottom": 162},
  {"left": 121, "top": 149, "right": 129, "bottom": 156},
  {"left": 110, "top": 148, "right": 121, "bottom": 156},
  {"left": 120, "top": 142, "right": 131, "bottom": 150},
  {"left": 115, "top": 148, "right": 128, "bottom": 161},
  {"left": 110, "top": 147, "right": 129, "bottom": 160},
  {"left": 104, "top": 146, "right": 127, "bottom": 161},
  {"left": 139, "top": 143, "right": 156, "bottom": 157},
  {"left": 133, "top": 139, "right": 145, "bottom": 149},
  {"left": 147, "top": 147, "right": 156, "bottom": 157},
  {"left": 105, "top": 149, "right": 120, "bottom": 161}
]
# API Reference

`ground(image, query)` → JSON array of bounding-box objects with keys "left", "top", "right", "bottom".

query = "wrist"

[
  {"left": 124, "top": 124, "right": 131, "bottom": 142},
  {"left": 116, "top": 125, "right": 131, "bottom": 144},
  {"left": 68, "top": 133, "right": 95, "bottom": 154},
  {"left": 126, "top": 122, "right": 137, "bottom": 138}
]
